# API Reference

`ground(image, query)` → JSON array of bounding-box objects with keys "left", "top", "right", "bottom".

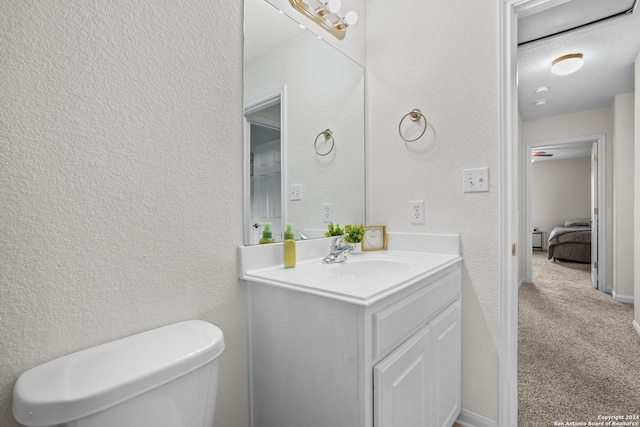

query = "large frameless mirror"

[{"left": 243, "top": 0, "right": 365, "bottom": 245}]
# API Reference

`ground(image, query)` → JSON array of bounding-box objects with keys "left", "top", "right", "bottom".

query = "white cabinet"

[
  {"left": 374, "top": 301, "right": 461, "bottom": 427},
  {"left": 248, "top": 263, "right": 461, "bottom": 427},
  {"left": 431, "top": 301, "right": 462, "bottom": 427},
  {"left": 374, "top": 324, "right": 434, "bottom": 427}
]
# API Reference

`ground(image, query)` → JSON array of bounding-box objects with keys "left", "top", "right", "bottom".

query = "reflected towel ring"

[
  {"left": 398, "top": 109, "right": 427, "bottom": 142},
  {"left": 314, "top": 129, "right": 335, "bottom": 156}
]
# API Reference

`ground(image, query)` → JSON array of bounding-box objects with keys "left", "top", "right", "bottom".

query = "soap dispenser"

[
  {"left": 260, "top": 222, "right": 276, "bottom": 244},
  {"left": 283, "top": 223, "right": 296, "bottom": 268}
]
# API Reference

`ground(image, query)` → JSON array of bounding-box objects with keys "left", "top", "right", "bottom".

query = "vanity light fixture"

[
  {"left": 551, "top": 53, "right": 584, "bottom": 75},
  {"left": 289, "top": 0, "right": 358, "bottom": 40}
]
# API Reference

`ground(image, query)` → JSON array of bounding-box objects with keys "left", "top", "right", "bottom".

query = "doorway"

[
  {"left": 500, "top": 0, "right": 628, "bottom": 424},
  {"left": 523, "top": 135, "right": 607, "bottom": 293},
  {"left": 243, "top": 87, "right": 287, "bottom": 245}
]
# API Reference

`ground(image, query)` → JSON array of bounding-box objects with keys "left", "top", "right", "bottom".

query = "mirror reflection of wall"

[{"left": 243, "top": 0, "right": 365, "bottom": 245}]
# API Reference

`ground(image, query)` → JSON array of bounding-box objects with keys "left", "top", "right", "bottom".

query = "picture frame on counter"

[{"left": 362, "top": 225, "right": 387, "bottom": 251}]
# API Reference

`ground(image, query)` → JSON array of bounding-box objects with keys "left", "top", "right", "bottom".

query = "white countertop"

[
  {"left": 242, "top": 250, "right": 461, "bottom": 305},
  {"left": 238, "top": 232, "right": 462, "bottom": 305}
]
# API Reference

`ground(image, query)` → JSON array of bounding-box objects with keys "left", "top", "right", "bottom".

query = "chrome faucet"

[{"left": 322, "top": 236, "right": 354, "bottom": 264}]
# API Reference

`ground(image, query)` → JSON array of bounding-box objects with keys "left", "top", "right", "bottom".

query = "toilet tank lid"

[{"left": 13, "top": 320, "right": 225, "bottom": 427}]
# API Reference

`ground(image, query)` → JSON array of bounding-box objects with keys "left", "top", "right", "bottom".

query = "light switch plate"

[
  {"left": 290, "top": 184, "right": 302, "bottom": 200},
  {"left": 463, "top": 168, "right": 489, "bottom": 193}
]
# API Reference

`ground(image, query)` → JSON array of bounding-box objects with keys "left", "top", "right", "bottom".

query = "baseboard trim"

[
  {"left": 611, "top": 291, "right": 634, "bottom": 304},
  {"left": 456, "top": 409, "right": 498, "bottom": 427},
  {"left": 633, "top": 320, "right": 640, "bottom": 338}
]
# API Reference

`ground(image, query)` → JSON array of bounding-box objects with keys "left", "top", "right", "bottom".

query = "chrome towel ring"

[
  {"left": 314, "top": 129, "right": 335, "bottom": 156},
  {"left": 398, "top": 109, "right": 427, "bottom": 142}
]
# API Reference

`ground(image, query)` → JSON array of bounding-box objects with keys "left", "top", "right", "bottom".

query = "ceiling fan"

[{"left": 532, "top": 151, "right": 554, "bottom": 157}]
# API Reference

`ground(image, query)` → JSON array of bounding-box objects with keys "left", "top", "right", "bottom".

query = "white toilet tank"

[{"left": 13, "top": 320, "right": 224, "bottom": 427}]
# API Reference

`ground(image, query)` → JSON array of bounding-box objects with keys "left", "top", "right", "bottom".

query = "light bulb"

[
  {"left": 343, "top": 10, "right": 358, "bottom": 26},
  {"left": 325, "top": 0, "right": 341, "bottom": 14},
  {"left": 335, "top": 10, "right": 358, "bottom": 30},
  {"left": 317, "top": 0, "right": 341, "bottom": 16}
]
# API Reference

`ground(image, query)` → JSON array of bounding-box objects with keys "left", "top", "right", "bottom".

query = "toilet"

[{"left": 13, "top": 320, "right": 224, "bottom": 427}]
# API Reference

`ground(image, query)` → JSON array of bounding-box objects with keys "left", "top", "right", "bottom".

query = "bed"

[{"left": 547, "top": 218, "right": 592, "bottom": 263}]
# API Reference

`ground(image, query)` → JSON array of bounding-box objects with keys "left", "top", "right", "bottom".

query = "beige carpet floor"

[{"left": 518, "top": 251, "right": 640, "bottom": 427}]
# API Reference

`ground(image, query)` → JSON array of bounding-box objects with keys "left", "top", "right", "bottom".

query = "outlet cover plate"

[
  {"left": 322, "top": 203, "right": 333, "bottom": 223},
  {"left": 410, "top": 200, "right": 425, "bottom": 224}
]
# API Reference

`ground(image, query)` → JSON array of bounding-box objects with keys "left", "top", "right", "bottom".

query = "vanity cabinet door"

[
  {"left": 373, "top": 324, "right": 435, "bottom": 427},
  {"left": 431, "top": 301, "right": 461, "bottom": 427}
]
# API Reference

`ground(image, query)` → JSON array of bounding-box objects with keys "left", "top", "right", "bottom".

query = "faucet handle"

[{"left": 331, "top": 235, "right": 355, "bottom": 251}]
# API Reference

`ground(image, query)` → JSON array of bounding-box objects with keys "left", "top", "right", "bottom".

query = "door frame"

[
  {"left": 499, "top": 1, "right": 614, "bottom": 424},
  {"left": 498, "top": 2, "right": 519, "bottom": 425},
  {"left": 523, "top": 135, "right": 607, "bottom": 292},
  {"left": 243, "top": 85, "right": 287, "bottom": 246}
]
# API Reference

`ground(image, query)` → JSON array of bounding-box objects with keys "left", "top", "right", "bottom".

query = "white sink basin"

[
  {"left": 239, "top": 233, "right": 462, "bottom": 305},
  {"left": 328, "top": 256, "right": 413, "bottom": 276},
  {"left": 242, "top": 249, "right": 461, "bottom": 305}
]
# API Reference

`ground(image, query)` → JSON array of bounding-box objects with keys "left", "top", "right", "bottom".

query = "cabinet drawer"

[{"left": 372, "top": 269, "right": 461, "bottom": 359}]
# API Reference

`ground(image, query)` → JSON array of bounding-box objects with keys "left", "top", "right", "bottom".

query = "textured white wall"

[
  {"left": 532, "top": 158, "right": 591, "bottom": 237},
  {"left": 635, "top": 52, "right": 640, "bottom": 328},
  {"left": 367, "top": 0, "right": 500, "bottom": 421},
  {"left": 0, "top": 2, "right": 247, "bottom": 426},
  {"left": 613, "top": 93, "right": 635, "bottom": 300},
  {"left": 521, "top": 108, "right": 614, "bottom": 292}
]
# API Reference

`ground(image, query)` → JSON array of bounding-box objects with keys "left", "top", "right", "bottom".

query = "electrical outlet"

[
  {"left": 290, "top": 184, "right": 302, "bottom": 201},
  {"left": 463, "top": 168, "right": 489, "bottom": 193},
  {"left": 322, "top": 203, "right": 333, "bottom": 223},
  {"left": 410, "top": 200, "right": 425, "bottom": 224}
]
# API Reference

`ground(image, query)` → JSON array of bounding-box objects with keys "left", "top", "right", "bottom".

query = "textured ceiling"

[{"left": 518, "top": 0, "right": 640, "bottom": 121}]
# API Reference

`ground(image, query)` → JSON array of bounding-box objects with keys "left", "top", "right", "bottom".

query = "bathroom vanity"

[{"left": 239, "top": 233, "right": 462, "bottom": 427}]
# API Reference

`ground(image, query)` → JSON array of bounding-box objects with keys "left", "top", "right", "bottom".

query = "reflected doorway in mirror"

[{"left": 244, "top": 87, "right": 287, "bottom": 245}]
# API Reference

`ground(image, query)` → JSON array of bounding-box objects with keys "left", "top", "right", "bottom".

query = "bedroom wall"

[
  {"left": 521, "top": 107, "right": 613, "bottom": 291},
  {"left": 532, "top": 157, "right": 592, "bottom": 240},
  {"left": 635, "top": 52, "right": 640, "bottom": 333},
  {"left": 519, "top": 114, "right": 527, "bottom": 282},
  {"left": 612, "top": 93, "right": 635, "bottom": 303}
]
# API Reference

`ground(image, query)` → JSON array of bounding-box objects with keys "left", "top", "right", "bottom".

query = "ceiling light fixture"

[
  {"left": 551, "top": 53, "right": 584, "bottom": 75},
  {"left": 535, "top": 99, "right": 548, "bottom": 106},
  {"left": 535, "top": 86, "right": 549, "bottom": 93},
  {"left": 532, "top": 151, "right": 554, "bottom": 157}
]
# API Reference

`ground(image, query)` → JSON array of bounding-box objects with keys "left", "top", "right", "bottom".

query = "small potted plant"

[
  {"left": 344, "top": 223, "right": 364, "bottom": 253},
  {"left": 324, "top": 222, "right": 344, "bottom": 237}
]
